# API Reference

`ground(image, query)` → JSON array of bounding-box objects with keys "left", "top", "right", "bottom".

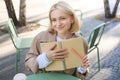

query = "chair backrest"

[
  {"left": 88, "top": 23, "right": 105, "bottom": 49},
  {"left": 75, "top": 9, "right": 83, "bottom": 35},
  {"left": 5, "top": 18, "right": 18, "bottom": 48},
  {"left": 75, "top": 9, "right": 83, "bottom": 20}
]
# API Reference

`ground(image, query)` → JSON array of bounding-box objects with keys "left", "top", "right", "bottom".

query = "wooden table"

[{"left": 26, "top": 72, "right": 81, "bottom": 80}]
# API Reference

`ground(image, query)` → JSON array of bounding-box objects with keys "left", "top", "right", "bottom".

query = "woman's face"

[{"left": 50, "top": 9, "right": 73, "bottom": 35}]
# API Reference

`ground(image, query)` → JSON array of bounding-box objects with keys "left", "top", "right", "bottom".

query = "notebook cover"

[{"left": 40, "top": 37, "right": 85, "bottom": 71}]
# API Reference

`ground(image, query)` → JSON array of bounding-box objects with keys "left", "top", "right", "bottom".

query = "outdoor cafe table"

[{"left": 26, "top": 72, "right": 81, "bottom": 80}]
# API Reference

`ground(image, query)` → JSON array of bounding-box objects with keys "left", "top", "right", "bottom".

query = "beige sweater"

[{"left": 25, "top": 31, "right": 88, "bottom": 79}]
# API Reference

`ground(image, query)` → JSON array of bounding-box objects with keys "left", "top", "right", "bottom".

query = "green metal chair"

[
  {"left": 5, "top": 18, "right": 33, "bottom": 73},
  {"left": 75, "top": 9, "right": 83, "bottom": 20},
  {"left": 88, "top": 23, "right": 105, "bottom": 71},
  {"left": 74, "top": 9, "right": 83, "bottom": 36},
  {"left": 26, "top": 72, "right": 81, "bottom": 80}
]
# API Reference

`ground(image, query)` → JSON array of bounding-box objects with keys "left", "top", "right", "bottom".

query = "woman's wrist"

[
  {"left": 77, "top": 67, "right": 87, "bottom": 74},
  {"left": 36, "top": 52, "right": 52, "bottom": 69}
]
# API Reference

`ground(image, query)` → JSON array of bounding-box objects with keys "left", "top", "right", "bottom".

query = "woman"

[{"left": 25, "top": 1, "right": 89, "bottom": 79}]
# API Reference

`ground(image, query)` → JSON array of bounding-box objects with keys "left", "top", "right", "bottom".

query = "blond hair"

[{"left": 48, "top": 1, "right": 81, "bottom": 34}]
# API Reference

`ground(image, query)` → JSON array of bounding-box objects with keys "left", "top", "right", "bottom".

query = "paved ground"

[
  {"left": 86, "top": 20, "right": 120, "bottom": 80},
  {"left": 0, "top": 0, "right": 120, "bottom": 80}
]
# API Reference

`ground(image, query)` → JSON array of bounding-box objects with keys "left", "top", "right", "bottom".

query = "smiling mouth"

[{"left": 57, "top": 26, "right": 64, "bottom": 30}]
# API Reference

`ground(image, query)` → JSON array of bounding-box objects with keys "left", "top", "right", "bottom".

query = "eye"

[
  {"left": 51, "top": 18, "right": 56, "bottom": 22},
  {"left": 60, "top": 17, "right": 66, "bottom": 20}
]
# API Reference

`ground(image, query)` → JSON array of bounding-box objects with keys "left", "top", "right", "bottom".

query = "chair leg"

[
  {"left": 96, "top": 47, "right": 100, "bottom": 71},
  {"left": 16, "top": 49, "right": 20, "bottom": 73}
]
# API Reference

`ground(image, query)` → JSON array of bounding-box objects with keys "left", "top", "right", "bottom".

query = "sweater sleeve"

[
  {"left": 25, "top": 33, "right": 42, "bottom": 73},
  {"left": 37, "top": 52, "right": 52, "bottom": 69}
]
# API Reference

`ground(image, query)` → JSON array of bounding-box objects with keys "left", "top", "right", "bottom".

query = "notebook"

[{"left": 40, "top": 37, "right": 85, "bottom": 71}]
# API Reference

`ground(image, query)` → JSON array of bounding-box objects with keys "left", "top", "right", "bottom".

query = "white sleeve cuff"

[
  {"left": 36, "top": 52, "right": 52, "bottom": 69},
  {"left": 77, "top": 67, "right": 87, "bottom": 74}
]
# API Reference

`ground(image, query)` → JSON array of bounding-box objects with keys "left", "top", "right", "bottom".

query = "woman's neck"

[{"left": 57, "top": 32, "right": 73, "bottom": 39}]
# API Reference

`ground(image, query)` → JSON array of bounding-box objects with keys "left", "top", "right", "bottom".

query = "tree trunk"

[
  {"left": 112, "top": 0, "right": 120, "bottom": 17},
  {"left": 104, "top": 0, "right": 111, "bottom": 18},
  {"left": 19, "top": 0, "right": 26, "bottom": 26},
  {"left": 104, "top": 0, "right": 120, "bottom": 18},
  {"left": 4, "top": 0, "right": 19, "bottom": 26}
]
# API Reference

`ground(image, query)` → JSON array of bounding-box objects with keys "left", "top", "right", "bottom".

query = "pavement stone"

[{"left": 85, "top": 20, "right": 120, "bottom": 80}]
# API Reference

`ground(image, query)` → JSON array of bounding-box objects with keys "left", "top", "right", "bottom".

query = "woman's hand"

[
  {"left": 46, "top": 44, "right": 69, "bottom": 61},
  {"left": 82, "top": 55, "right": 89, "bottom": 68}
]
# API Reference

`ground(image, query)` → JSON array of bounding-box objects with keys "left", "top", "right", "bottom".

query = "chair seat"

[
  {"left": 26, "top": 72, "right": 80, "bottom": 80},
  {"left": 16, "top": 37, "right": 33, "bottom": 49}
]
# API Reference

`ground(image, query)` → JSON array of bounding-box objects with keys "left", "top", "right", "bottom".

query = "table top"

[{"left": 26, "top": 72, "right": 81, "bottom": 80}]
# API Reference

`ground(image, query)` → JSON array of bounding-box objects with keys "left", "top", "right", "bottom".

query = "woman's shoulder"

[
  {"left": 36, "top": 31, "right": 51, "bottom": 37},
  {"left": 73, "top": 33, "right": 82, "bottom": 37},
  {"left": 34, "top": 30, "right": 55, "bottom": 40},
  {"left": 74, "top": 33, "right": 87, "bottom": 41},
  {"left": 38, "top": 30, "right": 50, "bottom": 35}
]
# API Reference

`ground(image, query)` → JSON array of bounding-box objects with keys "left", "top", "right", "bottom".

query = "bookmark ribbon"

[{"left": 71, "top": 48, "right": 83, "bottom": 60}]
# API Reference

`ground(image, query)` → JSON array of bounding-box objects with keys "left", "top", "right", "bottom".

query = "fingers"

[
  {"left": 46, "top": 48, "right": 69, "bottom": 61},
  {"left": 82, "top": 55, "right": 90, "bottom": 68},
  {"left": 82, "top": 62, "right": 89, "bottom": 68},
  {"left": 49, "top": 44, "right": 57, "bottom": 50},
  {"left": 53, "top": 48, "right": 69, "bottom": 60},
  {"left": 54, "top": 48, "right": 68, "bottom": 55},
  {"left": 82, "top": 56, "right": 88, "bottom": 63},
  {"left": 53, "top": 49, "right": 69, "bottom": 60}
]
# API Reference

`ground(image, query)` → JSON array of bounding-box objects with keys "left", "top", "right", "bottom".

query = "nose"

[{"left": 56, "top": 20, "right": 61, "bottom": 26}]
